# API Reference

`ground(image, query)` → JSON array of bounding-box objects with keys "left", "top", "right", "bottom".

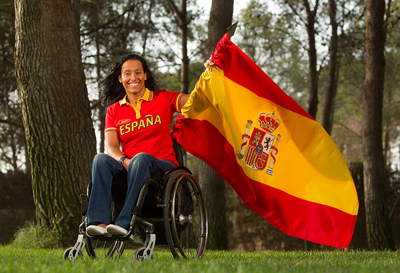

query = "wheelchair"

[{"left": 63, "top": 141, "right": 208, "bottom": 260}]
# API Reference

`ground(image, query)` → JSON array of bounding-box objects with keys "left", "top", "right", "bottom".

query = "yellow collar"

[{"left": 119, "top": 88, "right": 153, "bottom": 106}]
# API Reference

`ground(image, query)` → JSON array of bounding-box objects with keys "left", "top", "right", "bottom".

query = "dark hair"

[{"left": 100, "top": 53, "right": 159, "bottom": 107}]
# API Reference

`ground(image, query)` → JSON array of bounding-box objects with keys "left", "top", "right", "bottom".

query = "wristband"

[{"left": 119, "top": 156, "right": 129, "bottom": 166}]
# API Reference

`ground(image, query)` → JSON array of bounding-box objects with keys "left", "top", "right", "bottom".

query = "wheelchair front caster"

[
  {"left": 134, "top": 247, "right": 153, "bottom": 261},
  {"left": 134, "top": 233, "right": 156, "bottom": 261},
  {"left": 63, "top": 247, "right": 83, "bottom": 260}
]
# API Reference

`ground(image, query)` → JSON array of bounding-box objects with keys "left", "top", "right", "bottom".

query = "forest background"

[{"left": 0, "top": 0, "right": 400, "bottom": 252}]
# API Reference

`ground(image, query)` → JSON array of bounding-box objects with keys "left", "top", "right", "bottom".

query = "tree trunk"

[
  {"left": 167, "top": 0, "right": 189, "bottom": 94},
  {"left": 14, "top": 0, "right": 96, "bottom": 240},
  {"left": 322, "top": 0, "right": 338, "bottom": 135},
  {"left": 198, "top": 159, "right": 228, "bottom": 249},
  {"left": 383, "top": 130, "right": 390, "bottom": 169},
  {"left": 4, "top": 95, "right": 18, "bottom": 172},
  {"left": 302, "top": 0, "right": 319, "bottom": 119},
  {"left": 200, "top": 0, "right": 233, "bottom": 250},
  {"left": 205, "top": 0, "right": 234, "bottom": 58},
  {"left": 362, "top": 0, "right": 395, "bottom": 250},
  {"left": 179, "top": 0, "right": 189, "bottom": 95},
  {"left": 93, "top": 6, "right": 106, "bottom": 153}
]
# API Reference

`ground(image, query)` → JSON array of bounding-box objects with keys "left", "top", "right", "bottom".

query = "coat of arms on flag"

[{"left": 236, "top": 112, "right": 282, "bottom": 175}]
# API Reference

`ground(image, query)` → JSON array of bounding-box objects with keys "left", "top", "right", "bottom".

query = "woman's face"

[{"left": 118, "top": 59, "right": 147, "bottom": 97}]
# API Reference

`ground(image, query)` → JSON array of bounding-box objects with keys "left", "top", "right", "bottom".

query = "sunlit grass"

[{"left": 0, "top": 245, "right": 399, "bottom": 273}]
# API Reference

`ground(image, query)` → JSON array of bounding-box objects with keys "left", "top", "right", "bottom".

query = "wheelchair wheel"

[
  {"left": 85, "top": 236, "right": 126, "bottom": 259},
  {"left": 163, "top": 170, "right": 208, "bottom": 259},
  {"left": 134, "top": 247, "right": 154, "bottom": 260},
  {"left": 63, "top": 247, "right": 83, "bottom": 260}
]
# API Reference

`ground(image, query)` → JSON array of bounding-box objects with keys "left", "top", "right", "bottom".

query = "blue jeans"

[{"left": 87, "top": 153, "right": 176, "bottom": 230}]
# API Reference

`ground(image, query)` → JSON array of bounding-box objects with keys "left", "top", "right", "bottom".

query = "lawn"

[{"left": 0, "top": 245, "right": 399, "bottom": 273}]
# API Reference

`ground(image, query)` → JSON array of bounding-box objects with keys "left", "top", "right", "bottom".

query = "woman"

[{"left": 86, "top": 53, "right": 193, "bottom": 236}]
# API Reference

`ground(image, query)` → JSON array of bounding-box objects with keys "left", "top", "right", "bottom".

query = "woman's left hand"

[
  {"left": 122, "top": 158, "right": 131, "bottom": 171},
  {"left": 204, "top": 58, "right": 215, "bottom": 71}
]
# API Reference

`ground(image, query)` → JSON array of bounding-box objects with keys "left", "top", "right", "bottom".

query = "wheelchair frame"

[{"left": 64, "top": 146, "right": 208, "bottom": 261}]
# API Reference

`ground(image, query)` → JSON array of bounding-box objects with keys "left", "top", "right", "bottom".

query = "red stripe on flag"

[
  {"left": 172, "top": 116, "right": 356, "bottom": 248},
  {"left": 248, "top": 178, "right": 357, "bottom": 248},
  {"left": 211, "top": 34, "right": 315, "bottom": 121}
]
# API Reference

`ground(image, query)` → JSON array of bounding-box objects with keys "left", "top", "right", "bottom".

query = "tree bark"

[
  {"left": 362, "top": 0, "right": 395, "bottom": 250},
  {"left": 200, "top": 0, "right": 233, "bottom": 250},
  {"left": 322, "top": 0, "right": 338, "bottom": 135},
  {"left": 302, "top": 0, "right": 319, "bottom": 119},
  {"left": 14, "top": 0, "right": 96, "bottom": 239}
]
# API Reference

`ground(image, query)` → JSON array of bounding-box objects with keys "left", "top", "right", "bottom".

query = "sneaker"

[
  {"left": 106, "top": 224, "right": 128, "bottom": 236},
  {"left": 86, "top": 225, "right": 107, "bottom": 236}
]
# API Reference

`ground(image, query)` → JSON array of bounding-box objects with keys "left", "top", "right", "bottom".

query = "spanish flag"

[{"left": 172, "top": 34, "right": 358, "bottom": 248}]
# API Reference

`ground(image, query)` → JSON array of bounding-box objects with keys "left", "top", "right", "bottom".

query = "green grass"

[
  {"left": 0, "top": 246, "right": 399, "bottom": 273},
  {"left": 10, "top": 221, "right": 62, "bottom": 249}
]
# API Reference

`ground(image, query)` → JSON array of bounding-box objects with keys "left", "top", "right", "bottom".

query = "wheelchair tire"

[
  {"left": 85, "top": 236, "right": 126, "bottom": 259},
  {"left": 163, "top": 170, "right": 208, "bottom": 259}
]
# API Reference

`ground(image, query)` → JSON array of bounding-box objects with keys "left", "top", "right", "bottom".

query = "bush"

[{"left": 11, "top": 221, "right": 62, "bottom": 249}]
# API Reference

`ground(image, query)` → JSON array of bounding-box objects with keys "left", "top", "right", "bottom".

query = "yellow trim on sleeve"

[
  {"left": 176, "top": 93, "right": 183, "bottom": 112},
  {"left": 105, "top": 127, "right": 117, "bottom": 132}
]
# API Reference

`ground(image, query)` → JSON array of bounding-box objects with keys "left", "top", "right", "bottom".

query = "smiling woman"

[{"left": 86, "top": 53, "right": 190, "bottom": 236}]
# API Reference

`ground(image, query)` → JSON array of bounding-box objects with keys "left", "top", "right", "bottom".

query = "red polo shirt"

[{"left": 105, "top": 89, "right": 183, "bottom": 165}]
